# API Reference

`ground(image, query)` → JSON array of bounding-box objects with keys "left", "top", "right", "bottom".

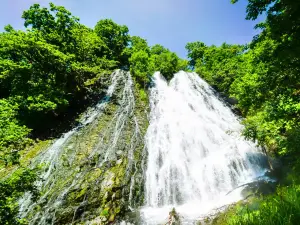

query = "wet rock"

[
  {"left": 241, "top": 180, "right": 277, "bottom": 198},
  {"left": 167, "top": 208, "right": 181, "bottom": 225},
  {"left": 20, "top": 71, "right": 149, "bottom": 225}
]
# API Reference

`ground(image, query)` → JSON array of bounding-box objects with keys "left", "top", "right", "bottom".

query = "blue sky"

[{"left": 0, "top": 0, "right": 264, "bottom": 58}]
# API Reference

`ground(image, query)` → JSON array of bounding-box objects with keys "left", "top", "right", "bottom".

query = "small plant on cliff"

[{"left": 0, "top": 168, "right": 39, "bottom": 225}]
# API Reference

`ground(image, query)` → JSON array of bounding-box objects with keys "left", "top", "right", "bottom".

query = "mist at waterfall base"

[{"left": 141, "top": 71, "right": 269, "bottom": 224}]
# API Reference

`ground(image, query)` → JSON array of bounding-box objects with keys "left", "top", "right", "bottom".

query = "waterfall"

[
  {"left": 18, "top": 70, "right": 269, "bottom": 225},
  {"left": 19, "top": 70, "right": 147, "bottom": 224},
  {"left": 141, "top": 71, "right": 268, "bottom": 224}
]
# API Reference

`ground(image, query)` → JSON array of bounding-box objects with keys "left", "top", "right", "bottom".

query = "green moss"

[
  {"left": 0, "top": 140, "right": 51, "bottom": 178},
  {"left": 76, "top": 187, "right": 88, "bottom": 200},
  {"left": 139, "top": 89, "right": 148, "bottom": 103},
  {"left": 109, "top": 213, "right": 115, "bottom": 222},
  {"left": 21, "top": 140, "right": 52, "bottom": 165},
  {"left": 88, "top": 168, "right": 102, "bottom": 182},
  {"left": 100, "top": 208, "right": 110, "bottom": 217},
  {"left": 20, "top": 77, "right": 150, "bottom": 225}
]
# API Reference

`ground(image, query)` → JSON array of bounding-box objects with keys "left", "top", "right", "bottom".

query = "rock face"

[{"left": 20, "top": 70, "right": 149, "bottom": 224}]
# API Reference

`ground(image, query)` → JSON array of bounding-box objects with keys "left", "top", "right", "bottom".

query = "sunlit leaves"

[
  {"left": 0, "top": 100, "right": 31, "bottom": 166},
  {"left": 95, "top": 19, "right": 129, "bottom": 65},
  {"left": 0, "top": 168, "right": 39, "bottom": 225},
  {"left": 128, "top": 37, "right": 187, "bottom": 83}
]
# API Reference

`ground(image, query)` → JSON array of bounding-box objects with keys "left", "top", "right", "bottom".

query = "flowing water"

[
  {"left": 19, "top": 70, "right": 146, "bottom": 224},
  {"left": 141, "top": 71, "right": 268, "bottom": 224},
  {"left": 19, "top": 70, "right": 269, "bottom": 225}
]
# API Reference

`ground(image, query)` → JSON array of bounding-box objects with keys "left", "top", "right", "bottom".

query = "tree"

[
  {"left": 231, "top": 0, "right": 300, "bottom": 155},
  {"left": 94, "top": 19, "right": 129, "bottom": 66},
  {"left": 0, "top": 168, "right": 39, "bottom": 225},
  {"left": 128, "top": 39, "right": 186, "bottom": 83},
  {"left": 129, "top": 50, "right": 150, "bottom": 85},
  {"left": 149, "top": 48, "right": 180, "bottom": 81},
  {"left": 187, "top": 36, "right": 300, "bottom": 156},
  {"left": 185, "top": 41, "right": 206, "bottom": 69},
  {"left": 0, "top": 100, "right": 31, "bottom": 166},
  {"left": 0, "top": 5, "right": 117, "bottom": 133},
  {"left": 186, "top": 42, "right": 244, "bottom": 94},
  {"left": 22, "top": 3, "right": 80, "bottom": 50},
  {"left": 232, "top": 0, "right": 300, "bottom": 46}
]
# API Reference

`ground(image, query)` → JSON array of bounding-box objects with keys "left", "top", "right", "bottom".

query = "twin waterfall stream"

[
  {"left": 142, "top": 72, "right": 267, "bottom": 224},
  {"left": 19, "top": 70, "right": 268, "bottom": 225}
]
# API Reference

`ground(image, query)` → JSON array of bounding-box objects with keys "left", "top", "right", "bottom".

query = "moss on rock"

[
  {"left": 0, "top": 139, "right": 51, "bottom": 179},
  {"left": 22, "top": 72, "right": 149, "bottom": 225}
]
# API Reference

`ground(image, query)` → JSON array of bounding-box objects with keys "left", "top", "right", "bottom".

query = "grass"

[
  {"left": 227, "top": 185, "right": 300, "bottom": 225},
  {"left": 212, "top": 167, "right": 300, "bottom": 225}
]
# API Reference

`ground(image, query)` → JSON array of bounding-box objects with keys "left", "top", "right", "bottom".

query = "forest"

[{"left": 0, "top": 0, "right": 299, "bottom": 224}]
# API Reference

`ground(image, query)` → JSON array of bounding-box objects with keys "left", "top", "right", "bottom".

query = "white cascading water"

[
  {"left": 19, "top": 70, "right": 144, "bottom": 224},
  {"left": 141, "top": 71, "right": 267, "bottom": 224},
  {"left": 18, "top": 71, "right": 122, "bottom": 220}
]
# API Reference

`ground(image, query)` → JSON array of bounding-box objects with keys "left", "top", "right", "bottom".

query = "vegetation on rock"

[
  {"left": 0, "top": 168, "right": 39, "bottom": 225},
  {"left": 0, "top": 2, "right": 185, "bottom": 224},
  {"left": 0, "top": 0, "right": 299, "bottom": 224}
]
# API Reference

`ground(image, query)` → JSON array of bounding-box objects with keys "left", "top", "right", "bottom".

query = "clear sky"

[{"left": 0, "top": 0, "right": 264, "bottom": 58}]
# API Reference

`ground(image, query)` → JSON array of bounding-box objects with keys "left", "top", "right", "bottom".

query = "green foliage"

[
  {"left": 186, "top": 42, "right": 244, "bottom": 94},
  {"left": 0, "top": 4, "right": 119, "bottom": 133},
  {"left": 0, "top": 99, "right": 31, "bottom": 166},
  {"left": 214, "top": 184, "right": 300, "bottom": 225},
  {"left": 184, "top": 1, "right": 300, "bottom": 224},
  {"left": 186, "top": 41, "right": 206, "bottom": 68},
  {"left": 0, "top": 2, "right": 187, "bottom": 223},
  {"left": 22, "top": 3, "right": 79, "bottom": 51},
  {"left": 129, "top": 38, "right": 187, "bottom": 85},
  {"left": 232, "top": 0, "right": 300, "bottom": 52},
  {"left": 130, "top": 36, "right": 150, "bottom": 52},
  {"left": 148, "top": 44, "right": 182, "bottom": 80},
  {"left": 177, "top": 59, "right": 189, "bottom": 71},
  {"left": 139, "top": 89, "right": 148, "bottom": 103},
  {"left": 186, "top": 1, "right": 300, "bottom": 157},
  {"left": 0, "top": 168, "right": 39, "bottom": 225},
  {"left": 94, "top": 19, "right": 129, "bottom": 66},
  {"left": 130, "top": 50, "right": 150, "bottom": 84}
]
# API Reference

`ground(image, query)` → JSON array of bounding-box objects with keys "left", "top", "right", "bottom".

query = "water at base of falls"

[{"left": 141, "top": 71, "right": 269, "bottom": 224}]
